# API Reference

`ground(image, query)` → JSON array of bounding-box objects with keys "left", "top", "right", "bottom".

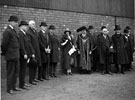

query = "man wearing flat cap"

[
  {"left": 18, "top": 21, "right": 35, "bottom": 90},
  {"left": 76, "top": 26, "right": 92, "bottom": 74},
  {"left": 38, "top": 22, "right": 51, "bottom": 80},
  {"left": 1, "top": 15, "right": 20, "bottom": 94},
  {"left": 112, "top": 25, "right": 129, "bottom": 74}
]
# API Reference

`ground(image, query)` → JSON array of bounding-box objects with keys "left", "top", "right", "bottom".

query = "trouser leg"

[{"left": 19, "top": 60, "right": 27, "bottom": 87}]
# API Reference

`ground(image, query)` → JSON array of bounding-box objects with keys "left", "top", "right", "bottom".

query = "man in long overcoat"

[
  {"left": 87, "top": 25, "right": 98, "bottom": 72},
  {"left": 97, "top": 26, "right": 113, "bottom": 75},
  {"left": 38, "top": 22, "right": 51, "bottom": 80},
  {"left": 125, "top": 26, "right": 134, "bottom": 70},
  {"left": 1, "top": 15, "right": 21, "bottom": 94},
  {"left": 27, "top": 20, "right": 41, "bottom": 84},
  {"left": 112, "top": 25, "right": 129, "bottom": 74},
  {"left": 18, "top": 21, "right": 35, "bottom": 89},
  {"left": 48, "top": 25, "right": 60, "bottom": 77}
]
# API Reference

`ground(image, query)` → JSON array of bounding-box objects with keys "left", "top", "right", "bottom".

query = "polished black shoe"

[
  {"left": 20, "top": 86, "right": 29, "bottom": 90},
  {"left": 38, "top": 79, "right": 44, "bottom": 81},
  {"left": 53, "top": 74, "right": 57, "bottom": 77},
  {"left": 50, "top": 75, "right": 54, "bottom": 77},
  {"left": 102, "top": 71, "right": 106, "bottom": 75},
  {"left": 69, "top": 72, "right": 73, "bottom": 75},
  {"left": 108, "top": 72, "right": 113, "bottom": 75},
  {"left": 24, "top": 84, "right": 31, "bottom": 87},
  {"left": 45, "top": 77, "right": 50, "bottom": 80},
  {"left": 121, "top": 71, "right": 125, "bottom": 74},
  {"left": 34, "top": 79, "right": 39, "bottom": 82},
  {"left": 30, "top": 82, "right": 37, "bottom": 85},
  {"left": 7, "top": 90, "right": 14, "bottom": 94},
  {"left": 13, "top": 88, "right": 21, "bottom": 91}
]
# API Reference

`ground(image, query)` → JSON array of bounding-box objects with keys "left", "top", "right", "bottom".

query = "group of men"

[
  {"left": 76, "top": 24, "right": 134, "bottom": 75},
  {"left": 1, "top": 15, "right": 60, "bottom": 94},
  {"left": 1, "top": 15, "right": 134, "bottom": 94}
]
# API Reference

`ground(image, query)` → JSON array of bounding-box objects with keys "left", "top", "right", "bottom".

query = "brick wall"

[{"left": 0, "top": 5, "right": 134, "bottom": 78}]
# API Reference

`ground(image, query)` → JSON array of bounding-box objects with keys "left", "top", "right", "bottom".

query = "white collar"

[
  {"left": 41, "top": 30, "right": 45, "bottom": 33},
  {"left": 9, "top": 25, "right": 14, "bottom": 29},
  {"left": 21, "top": 29, "right": 26, "bottom": 35}
]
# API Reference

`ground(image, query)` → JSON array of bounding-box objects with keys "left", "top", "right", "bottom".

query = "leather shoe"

[
  {"left": 38, "top": 79, "right": 44, "bottom": 81},
  {"left": 24, "top": 84, "right": 30, "bottom": 87},
  {"left": 7, "top": 90, "right": 14, "bottom": 94},
  {"left": 13, "top": 88, "right": 21, "bottom": 91},
  {"left": 34, "top": 79, "right": 39, "bottom": 82},
  {"left": 30, "top": 81, "right": 37, "bottom": 85},
  {"left": 20, "top": 86, "right": 29, "bottom": 90}
]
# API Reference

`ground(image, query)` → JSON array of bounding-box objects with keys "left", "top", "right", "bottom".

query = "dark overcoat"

[
  {"left": 18, "top": 30, "right": 34, "bottom": 60},
  {"left": 111, "top": 33, "right": 129, "bottom": 64},
  {"left": 27, "top": 28, "right": 41, "bottom": 66},
  {"left": 1, "top": 26, "right": 20, "bottom": 61},
  {"left": 38, "top": 30, "right": 51, "bottom": 63},
  {"left": 124, "top": 34, "right": 134, "bottom": 62},
  {"left": 61, "top": 34, "right": 73, "bottom": 69},
  {"left": 49, "top": 33, "right": 60, "bottom": 63},
  {"left": 97, "top": 33, "right": 112, "bottom": 64}
]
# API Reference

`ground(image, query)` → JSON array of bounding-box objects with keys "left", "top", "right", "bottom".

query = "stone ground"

[{"left": 1, "top": 67, "right": 135, "bottom": 100}]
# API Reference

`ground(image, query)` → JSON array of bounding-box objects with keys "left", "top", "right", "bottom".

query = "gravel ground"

[{"left": 1, "top": 67, "right": 135, "bottom": 100}]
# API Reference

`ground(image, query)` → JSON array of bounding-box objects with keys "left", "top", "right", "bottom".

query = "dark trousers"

[
  {"left": 38, "top": 65, "right": 43, "bottom": 80},
  {"left": 6, "top": 60, "right": 19, "bottom": 92},
  {"left": 115, "top": 64, "right": 125, "bottom": 73},
  {"left": 29, "top": 65, "right": 37, "bottom": 83},
  {"left": 102, "top": 63, "right": 111, "bottom": 73},
  {"left": 19, "top": 59, "right": 27, "bottom": 87},
  {"left": 42, "top": 63, "right": 50, "bottom": 79},
  {"left": 50, "top": 63, "right": 57, "bottom": 75}
]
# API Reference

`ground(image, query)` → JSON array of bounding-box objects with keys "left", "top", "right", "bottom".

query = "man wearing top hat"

[
  {"left": 27, "top": 20, "right": 41, "bottom": 85},
  {"left": 1, "top": 15, "right": 21, "bottom": 94},
  {"left": 112, "top": 25, "right": 129, "bottom": 74},
  {"left": 18, "top": 21, "right": 35, "bottom": 89},
  {"left": 38, "top": 22, "right": 51, "bottom": 80}
]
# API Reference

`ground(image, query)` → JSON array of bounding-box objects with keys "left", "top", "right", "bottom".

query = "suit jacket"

[
  {"left": 38, "top": 30, "right": 51, "bottom": 63},
  {"left": 19, "top": 30, "right": 34, "bottom": 60},
  {"left": 27, "top": 28, "right": 41, "bottom": 66},
  {"left": 1, "top": 26, "right": 20, "bottom": 61}
]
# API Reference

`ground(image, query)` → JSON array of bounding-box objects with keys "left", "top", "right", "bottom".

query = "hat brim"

[
  {"left": 64, "top": 30, "right": 71, "bottom": 34},
  {"left": 40, "top": 25, "right": 48, "bottom": 27},
  {"left": 19, "top": 24, "right": 28, "bottom": 27}
]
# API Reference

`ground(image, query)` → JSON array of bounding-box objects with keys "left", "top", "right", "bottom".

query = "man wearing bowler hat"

[
  {"left": 112, "top": 25, "right": 129, "bottom": 74},
  {"left": 18, "top": 21, "right": 35, "bottom": 90},
  {"left": 48, "top": 25, "right": 60, "bottom": 77},
  {"left": 1, "top": 15, "right": 21, "bottom": 94},
  {"left": 87, "top": 25, "right": 98, "bottom": 72},
  {"left": 38, "top": 22, "right": 51, "bottom": 80}
]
